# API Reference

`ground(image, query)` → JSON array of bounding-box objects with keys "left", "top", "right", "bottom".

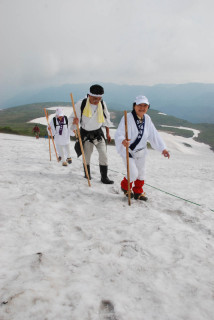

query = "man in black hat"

[{"left": 70, "top": 84, "right": 114, "bottom": 184}]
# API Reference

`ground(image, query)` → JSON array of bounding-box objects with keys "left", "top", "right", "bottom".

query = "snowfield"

[
  {"left": 0, "top": 124, "right": 214, "bottom": 319},
  {"left": 160, "top": 125, "right": 200, "bottom": 138}
]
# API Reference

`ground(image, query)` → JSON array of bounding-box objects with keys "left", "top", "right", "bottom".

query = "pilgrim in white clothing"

[
  {"left": 70, "top": 84, "right": 114, "bottom": 184},
  {"left": 47, "top": 108, "right": 72, "bottom": 166},
  {"left": 115, "top": 95, "right": 170, "bottom": 201}
]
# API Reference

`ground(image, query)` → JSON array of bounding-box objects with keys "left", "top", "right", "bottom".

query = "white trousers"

[
  {"left": 56, "top": 144, "right": 71, "bottom": 162},
  {"left": 84, "top": 138, "right": 108, "bottom": 165},
  {"left": 122, "top": 154, "right": 146, "bottom": 182}
]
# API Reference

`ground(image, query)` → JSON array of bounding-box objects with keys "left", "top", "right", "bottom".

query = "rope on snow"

[
  {"left": 94, "top": 162, "right": 214, "bottom": 213},
  {"left": 72, "top": 157, "right": 214, "bottom": 212}
]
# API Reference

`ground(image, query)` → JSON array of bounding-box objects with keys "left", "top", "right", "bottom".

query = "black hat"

[{"left": 89, "top": 84, "right": 104, "bottom": 96}]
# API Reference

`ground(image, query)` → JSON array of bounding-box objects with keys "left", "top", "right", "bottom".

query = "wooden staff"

[
  {"left": 47, "top": 110, "right": 52, "bottom": 161},
  {"left": 124, "top": 111, "right": 131, "bottom": 206},
  {"left": 44, "top": 108, "right": 59, "bottom": 162},
  {"left": 70, "top": 93, "right": 91, "bottom": 187},
  {"left": 48, "top": 135, "right": 51, "bottom": 161}
]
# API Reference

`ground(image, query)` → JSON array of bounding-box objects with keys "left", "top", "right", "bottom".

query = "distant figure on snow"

[
  {"left": 32, "top": 124, "right": 40, "bottom": 139},
  {"left": 115, "top": 95, "right": 170, "bottom": 201},
  {"left": 70, "top": 84, "right": 114, "bottom": 184},
  {"left": 47, "top": 108, "right": 72, "bottom": 166}
]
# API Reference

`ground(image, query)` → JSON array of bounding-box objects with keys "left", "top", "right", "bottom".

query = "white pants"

[
  {"left": 84, "top": 138, "right": 108, "bottom": 165},
  {"left": 122, "top": 154, "right": 146, "bottom": 182},
  {"left": 56, "top": 144, "right": 71, "bottom": 162}
]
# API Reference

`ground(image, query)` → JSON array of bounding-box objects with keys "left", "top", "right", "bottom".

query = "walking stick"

[
  {"left": 44, "top": 108, "right": 59, "bottom": 162},
  {"left": 124, "top": 111, "right": 131, "bottom": 206},
  {"left": 70, "top": 93, "right": 91, "bottom": 187},
  {"left": 47, "top": 110, "right": 52, "bottom": 161},
  {"left": 49, "top": 136, "right": 51, "bottom": 161}
]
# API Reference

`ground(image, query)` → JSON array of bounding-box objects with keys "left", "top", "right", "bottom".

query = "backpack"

[
  {"left": 53, "top": 116, "right": 68, "bottom": 129},
  {"left": 80, "top": 98, "right": 107, "bottom": 123}
]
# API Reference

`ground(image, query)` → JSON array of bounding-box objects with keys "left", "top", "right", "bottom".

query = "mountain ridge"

[
  {"left": 0, "top": 102, "right": 213, "bottom": 151},
  {"left": 2, "top": 82, "right": 214, "bottom": 124}
]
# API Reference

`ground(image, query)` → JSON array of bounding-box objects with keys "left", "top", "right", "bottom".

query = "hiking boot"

[
  {"left": 58, "top": 156, "right": 62, "bottom": 161},
  {"left": 121, "top": 187, "right": 134, "bottom": 198},
  {"left": 67, "top": 157, "right": 72, "bottom": 164},
  {"left": 134, "top": 192, "right": 148, "bottom": 201},
  {"left": 62, "top": 161, "right": 68, "bottom": 166},
  {"left": 100, "top": 165, "right": 114, "bottom": 184}
]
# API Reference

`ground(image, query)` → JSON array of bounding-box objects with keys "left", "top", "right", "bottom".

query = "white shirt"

[
  {"left": 47, "top": 117, "right": 72, "bottom": 146},
  {"left": 115, "top": 112, "right": 166, "bottom": 158},
  {"left": 69, "top": 99, "right": 112, "bottom": 131}
]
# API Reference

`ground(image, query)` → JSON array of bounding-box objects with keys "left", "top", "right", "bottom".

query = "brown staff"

[
  {"left": 124, "top": 111, "right": 131, "bottom": 206},
  {"left": 70, "top": 93, "right": 91, "bottom": 187},
  {"left": 48, "top": 134, "right": 51, "bottom": 161},
  {"left": 46, "top": 110, "right": 51, "bottom": 161},
  {"left": 44, "top": 108, "right": 59, "bottom": 162}
]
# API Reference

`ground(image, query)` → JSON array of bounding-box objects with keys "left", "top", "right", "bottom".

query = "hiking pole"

[
  {"left": 70, "top": 93, "right": 91, "bottom": 187},
  {"left": 124, "top": 111, "right": 131, "bottom": 206},
  {"left": 49, "top": 135, "right": 51, "bottom": 161},
  {"left": 47, "top": 110, "right": 52, "bottom": 161},
  {"left": 44, "top": 108, "right": 59, "bottom": 162}
]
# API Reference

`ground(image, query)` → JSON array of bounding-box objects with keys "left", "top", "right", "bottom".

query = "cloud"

[{"left": 1, "top": 0, "right": 214, "bottom": 103}]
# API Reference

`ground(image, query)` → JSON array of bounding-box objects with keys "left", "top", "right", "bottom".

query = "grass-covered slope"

[
  {"left": 0, "top": 102, "right": 69, "bottom": 136},
  {"left": 0, "top": 102, "right": 213, "bottom": 150}
]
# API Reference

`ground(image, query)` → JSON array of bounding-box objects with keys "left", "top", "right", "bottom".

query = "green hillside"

[
  {"left": 0, "top": 102, "right": 69, "bottom": 136},
  {"left": 0, "top": 102, "right": 214, "bottom": 151},
  {"left": 111, "top": 109, "right": 214, "bottom": 150}
]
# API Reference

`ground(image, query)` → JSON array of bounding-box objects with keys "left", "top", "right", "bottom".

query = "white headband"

[{"left": 88, "top": 91, "right": 103, "bottom": 98}]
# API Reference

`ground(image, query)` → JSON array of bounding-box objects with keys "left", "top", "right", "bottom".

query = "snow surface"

[
  {"left": 1, "top": 126, "right": 214, "bottom": 320},
  {"left": 29, "top": 106, "right": 72, "bottom": 126},
  {"left": 158, "top": 112, "right": 167, "bottom": 116},
  {"left": 161, "top": 125, "right": 200, "bottom": 138}
]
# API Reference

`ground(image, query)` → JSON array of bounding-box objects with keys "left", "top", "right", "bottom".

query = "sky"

[
  {"left": 1, "top": 125, "right": 214, "bottom": 319},
  {"left": 1, "top": 0, "right": 214, "bottom": 104}
]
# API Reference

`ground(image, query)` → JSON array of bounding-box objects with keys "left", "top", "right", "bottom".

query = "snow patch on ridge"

[{"left": 161, "top": 125, "right": 200, "bottom": 138}]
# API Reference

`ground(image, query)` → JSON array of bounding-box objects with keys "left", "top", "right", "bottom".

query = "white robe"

[
  {"left": 47, "top": 117, "right": 72, "bottom": 146},
  {"left": 69, "top": 99, "right": 112, "bottom": 132},
  {"left": 115, "top": 112, "right": 166, "bottom": 181}
]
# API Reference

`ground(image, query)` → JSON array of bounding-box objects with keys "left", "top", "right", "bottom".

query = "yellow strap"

[
  {"left": 97, "top": 102, "right": 105, "bottom": 123},
  {"left": 82, "top": 98, "right": 92, "bottom": 117},
  {"left": 82, "top": 98, "right": 105, "bottom": 123}
]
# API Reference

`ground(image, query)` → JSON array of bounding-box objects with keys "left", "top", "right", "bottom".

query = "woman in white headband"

[{"left": 115, "top": 95, "right": 170, "bottom": 201}]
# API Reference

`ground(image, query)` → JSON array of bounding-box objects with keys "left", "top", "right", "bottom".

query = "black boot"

[
  {"left": 100, "top": 165, "right": 114, "bottom": 184},
  {"left": 83, "top": 164, "right": 91, "bottom": 180}
]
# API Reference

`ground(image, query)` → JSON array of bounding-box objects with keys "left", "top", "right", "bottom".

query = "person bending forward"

[{"left": 48, "top": 108, "right": 72, "bottom": 166}]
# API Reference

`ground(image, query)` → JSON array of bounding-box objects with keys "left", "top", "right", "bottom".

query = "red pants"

[{"left": 121, "top": 177, "right": 144, "bottom": 194}]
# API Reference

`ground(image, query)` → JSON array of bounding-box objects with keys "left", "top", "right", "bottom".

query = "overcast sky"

[{"left": 1, "top": 0, "right": 214, "bottom": 103}]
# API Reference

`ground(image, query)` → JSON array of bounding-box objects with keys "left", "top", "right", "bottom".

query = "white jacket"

[
  {"left": 69, "top": 99, "right": 112, "bottom": 131},
  {"left": 47, "top": 117, "right": 72, "bottom": 146},
  {"left": 115, "top": 112, "right": 166, "bottom": 158}
]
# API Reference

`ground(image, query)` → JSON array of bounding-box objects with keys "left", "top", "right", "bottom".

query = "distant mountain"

[
  {"left": 2, "top": 83, "right": 214, "bottom": 123},
  {"left": 0, "top": 102, "right": 214, "bottom": 151}
]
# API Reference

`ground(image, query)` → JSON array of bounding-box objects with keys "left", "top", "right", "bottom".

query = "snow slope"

[{"left": 0, "top": 128, "right": 214, "bottom": 320}]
